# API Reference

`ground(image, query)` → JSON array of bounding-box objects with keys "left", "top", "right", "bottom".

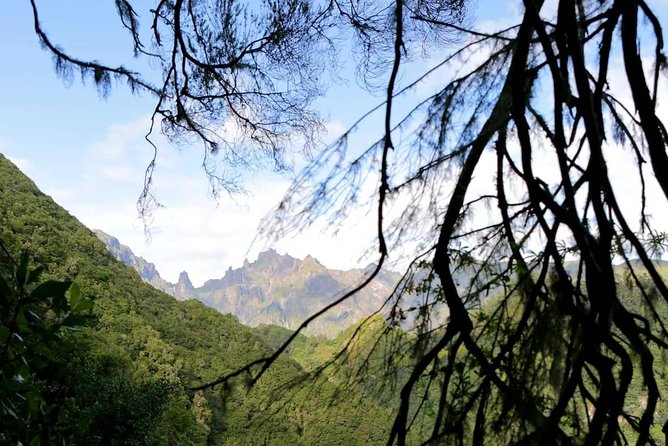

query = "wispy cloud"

[
  {"left": 91, "top": 117, "right": 150, "bottom": 160},
  {"left": 66, "top": 115, "right": 377, "bottom": 285}
]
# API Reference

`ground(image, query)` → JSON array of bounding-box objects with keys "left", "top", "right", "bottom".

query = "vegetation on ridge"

[{"left": 0, "top": 155, "right": 395, "bottom": 445}]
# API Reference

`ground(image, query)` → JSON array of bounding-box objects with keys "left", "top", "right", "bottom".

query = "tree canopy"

[{"left": 27, "top": 0, "right": 668, "bottom": 444}]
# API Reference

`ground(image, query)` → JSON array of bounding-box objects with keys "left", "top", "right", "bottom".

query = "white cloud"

[
  {"left": 86, "top": 193, "right": 375, "bottom": 286},
  {"left": 91, "top": 117, "right": 150, "bottom": 160},
  {"left": 75, "top": 128, "right": 381, "bottom": 287},
  {"left": 324, "top": 120, "right": 347, "bottom": 143},
  {"left": 100, "top": 165, "right": 138, "bottom": 183}
]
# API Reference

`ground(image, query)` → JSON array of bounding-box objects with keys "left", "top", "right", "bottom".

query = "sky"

[{"left": 1, "top": 1, "right": 667, "bottom": 286}]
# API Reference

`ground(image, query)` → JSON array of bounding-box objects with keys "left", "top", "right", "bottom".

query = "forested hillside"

[
  {"left": 0, "top": 154, "right": 395, "bottom": 445},
  {"left": 260, "top": 270, "right": 668, "bottom": 444}
]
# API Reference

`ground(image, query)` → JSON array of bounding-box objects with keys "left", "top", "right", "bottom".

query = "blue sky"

[
  {"left": 0, "top": 0, "right": 396, "bottom": 284},
  {"left": 1, "top": 1, "right": 666, "bottom": 285}
]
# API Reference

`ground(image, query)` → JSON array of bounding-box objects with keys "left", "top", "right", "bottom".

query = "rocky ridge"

[{"left": 94, "top": 232, "right": 401, "bottom": 336}]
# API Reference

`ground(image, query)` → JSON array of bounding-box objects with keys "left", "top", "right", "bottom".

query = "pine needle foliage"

[{"left": 29, "top": 0, "right": 668, "bottom": 444}]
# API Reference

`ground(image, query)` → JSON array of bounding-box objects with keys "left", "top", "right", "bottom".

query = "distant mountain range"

[
  {"left": 94, "top": 230, "right": 401, "bottom": 336},
  {"left": 96, "top": 229, "right": 668, "bottom": 338}
]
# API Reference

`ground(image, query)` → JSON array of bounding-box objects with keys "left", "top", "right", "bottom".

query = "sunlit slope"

[
  {"left": 259, "top": 261, "right": 668, "bottom": 445},
  {"left": 0, "top": 153, "right": 393, "bottom": 445}
]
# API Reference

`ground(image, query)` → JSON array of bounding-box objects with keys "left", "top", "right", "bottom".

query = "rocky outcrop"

[
  {"left": 93, "top": 230, "right": 175, "bottom": 295},
  {"left": 194, "top": 249, "right": 401, "bottom": 337},
  {"left": 174, "top": 271, "right": 195, "bottom": 301}
]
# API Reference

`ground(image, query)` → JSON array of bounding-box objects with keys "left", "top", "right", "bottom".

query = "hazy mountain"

[
  {"left": 93, "top": 229, "right": 177, "bottom": 296},
  {"left": 94, "top": 233, "right": 515, "bottom": 337},
  {"left": 195, "top": 249, "right": 401, "bottom": 336},
  {"left": 95, "top": 231, "right": 402, "bottom": 336}
]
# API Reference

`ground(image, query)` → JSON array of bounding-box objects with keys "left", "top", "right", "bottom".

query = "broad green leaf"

[
  {"left": 67, "top": 282, "right": 81, "bottom": 307},
  {"left": 26, "top": 390, "right": 44, "bottom": 416},
  {"left": 73, "top": 299, "right": 94, "bottom": 313},
  {"left": 15, "top": 311, "right": 29, "bottom": 332},
  {"left": 30, "top": 280, "right": 71, "bottom": 300},
  {"left": 26, "top": 265, "right": 45, "bottom": 285},
  {"left": 16, "top": 252, "right": 30, "bottom": 285},
  {"left": 0, "top": 325, "right": 9, "bottom": 341}
]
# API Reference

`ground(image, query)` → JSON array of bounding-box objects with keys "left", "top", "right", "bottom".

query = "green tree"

[
  {"left": 0, "top": 247, "right": 92, "bottom": 445},
  {"left": 28, "top": 0, "right": 668, "bottom": 444}
]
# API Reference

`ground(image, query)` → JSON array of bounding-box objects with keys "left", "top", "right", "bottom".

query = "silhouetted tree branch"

[{"left": 30, "top": 0, "right": 668, "bottom": 444}]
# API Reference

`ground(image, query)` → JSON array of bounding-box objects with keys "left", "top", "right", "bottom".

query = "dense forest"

[{"left": 0, "top": 155, "right": 400, "bottom": 445}]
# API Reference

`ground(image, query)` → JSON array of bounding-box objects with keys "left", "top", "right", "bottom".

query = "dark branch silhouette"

[{"left": 29, "top": 0, "right": 668, "bottom": 444}]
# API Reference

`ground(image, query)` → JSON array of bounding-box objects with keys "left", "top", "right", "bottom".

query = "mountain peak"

[
  {"left": 174, "top": 270, "right": 194, "bottom": 300},
  {"left": 177, "top": 271, "right": 193, "bottom": 289},
  {"left": 252, "top": 249, "right": 301, "bottom": 276},
  {"left": 256, "top": 248, "right": 280, "bottom": 263}
]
